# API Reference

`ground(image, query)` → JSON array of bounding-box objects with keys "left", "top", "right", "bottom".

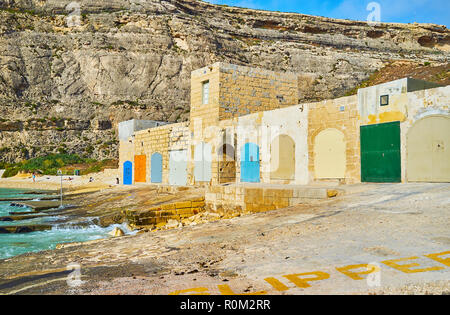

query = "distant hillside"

[
  {"left": 0, "top": 0, "right": 448, "bottom": 162},
  {"left": 346, "top": 61, "right": 449, "bottom": 95}
]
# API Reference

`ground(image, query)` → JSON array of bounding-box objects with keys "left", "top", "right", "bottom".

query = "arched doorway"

[
  {"left": 407, "top": 115, "right": 450, "bottom": 182},
  {"left": 314, "top": 129, "right": 346, "bottom": 179},
  {"left": 151, "top": 152, "right": 163, "bottom": 183},
  {"left": 271, "top": 135, "right": 295, "bottom": 180},
  {"left": 219, "top": 143, "right": 235, "bottom": 162},
  {"left": 240, "top": 142, "right": 260, "bottom": 183},
  {"left": 123, "top": 161, "right": 132, "bottom": 185},
  {"left": 194, "top": 142, "right": 212, "bottom": 183},
  {"left": 218, "top": 143, "right": 236, "bottom": 184}
]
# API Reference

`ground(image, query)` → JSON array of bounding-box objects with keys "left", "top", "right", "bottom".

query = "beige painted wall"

[
  {"left": 407, "top": 115, "right": 450, "bottom": 182},
  {"left": 314, "top": 128, "right": 346, "bottom": 179},
  {"left": 270, "top": 135, "right": 296, "bottom": 180}
]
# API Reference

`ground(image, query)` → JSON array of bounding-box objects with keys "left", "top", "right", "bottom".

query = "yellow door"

[
  {"left": 270, "top": 135, "right": 295, "bottom": 180},
  {"left": 407, "top": 115, "right": 450, "bottom": 182},
  {"left": 314, "top": 129, "right": 346, "bottom": 179}
]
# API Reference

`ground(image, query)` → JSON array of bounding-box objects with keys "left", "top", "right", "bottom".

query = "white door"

[
  {"left": 194, "top": 142, "right": 212, "bottom": 182},
  {"left": 169, "top": 150, "right": 188, "bottom": 186}
]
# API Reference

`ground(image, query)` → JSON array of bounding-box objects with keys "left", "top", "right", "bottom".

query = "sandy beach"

[{"left": 0, "top": 170, "right": 119, "bottom": 192}]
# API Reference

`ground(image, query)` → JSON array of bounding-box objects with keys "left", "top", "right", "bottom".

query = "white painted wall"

[
  {"left": 357, "top": 78, "right": 407, "bottom": 121},
  {"left": 262, "top": 105, "right": 309, "bottom": 185},
  {"left": 235, "top": 104, "right": 309, "bottom": 185}
]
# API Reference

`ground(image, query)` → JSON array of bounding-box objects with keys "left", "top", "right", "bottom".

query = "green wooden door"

[{"left": 361, "top": 122, "right": 401, "bottom": 183}]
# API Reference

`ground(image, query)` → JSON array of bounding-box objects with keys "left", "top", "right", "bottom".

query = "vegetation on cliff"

[
  {"left": 1, "top": 154, "right": 118, "bottom": 178},
  {"left": 345, "top": 61, "right": 450, "bottom": 96}
]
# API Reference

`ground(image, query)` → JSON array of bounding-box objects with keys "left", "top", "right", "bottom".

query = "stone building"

[{"left": 119, "top": 63, "right": 450, "bottom": 194}]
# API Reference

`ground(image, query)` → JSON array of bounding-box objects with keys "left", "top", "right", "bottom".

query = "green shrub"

[
  {"left": 0, "top": 161, "right": 11, "bottom": 169},
  {"left": 2, "top": 167, "right": 20, "bottom": 178},
  {"left": 19, "top": 154, "right": 86, "bottom": 175},
  {"left": 1, "top": 154, "right": 116, "bottom": 177}
]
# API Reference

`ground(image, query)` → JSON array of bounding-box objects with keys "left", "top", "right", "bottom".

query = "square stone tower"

[
  {"left": 189, "top": 62, "right": 300, "bottom": 186},
  {"left": 190, "top": 62, "right": 299, "bottom": 132}
]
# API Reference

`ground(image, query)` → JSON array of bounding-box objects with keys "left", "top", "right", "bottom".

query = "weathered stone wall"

[
  {"left": 189, "top": 63, "right": 310, "bottom": 187},
  {"left": 120, "top": 62, "right": 450, "bottom": 188},
  {"left": 261, "top": 105, "right": 309, "bottom": 185},
  {"left": 218, "top": 161, "right": 236, "bottom": 184},
  {"left": 125, "top": 197, "right": 206, "bottom": 228},
  {"left": 134, "top": 122, "right": 189, "bottom": 184},
  {"left": 358, "top": 78, "right": 409, "bottom": 125},
  {"left": 307, "top": 95, "right": 360, "bottom": 184},
  {"left": 229, "top": 104, "right": 309, "bottom": 185},
  {"left": 206, "top": 120, "right": 239, "bottom": 186},
  {"left": 119, "top": 122, "right": 189, "bottom": 184},
  {"left": 358, "top": 78, "right": 444, "bottom": 126},
  {"left": 218, "top": 63, "right": 299, "bottom": 120},
  {"left": 206, "top": 184, "right": 339, "bottom": 214},
  {"left": 190, "top": 65, "right": 221, "bottom": 132}
]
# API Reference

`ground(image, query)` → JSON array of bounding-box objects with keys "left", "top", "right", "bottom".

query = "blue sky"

[{"left": 206, "top": 0, "right": 449, "bottom": 27}]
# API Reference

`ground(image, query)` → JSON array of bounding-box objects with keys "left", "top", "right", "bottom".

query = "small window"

[
  {"left": 380, "top": 95, "right": 389, "bottom": 106},
  {"left": 202, "top": 81, "right": 210, "bottom": 105}
]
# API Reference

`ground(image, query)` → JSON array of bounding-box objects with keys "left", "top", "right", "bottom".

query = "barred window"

[
  {"left": 202, "top": 81, "right": 210, "bottom": 105},
  {"left": 380, "top": 95, "right": 389, "bottom": 106}
]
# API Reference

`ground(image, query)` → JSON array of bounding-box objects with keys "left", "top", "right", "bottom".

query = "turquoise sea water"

[{"left": 0, "top": 188, "right": 132, "bottom": 260}]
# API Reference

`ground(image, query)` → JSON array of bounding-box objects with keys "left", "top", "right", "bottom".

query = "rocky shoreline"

[{"left": 0, "top": 182, "right": 448, "bottom": 295}]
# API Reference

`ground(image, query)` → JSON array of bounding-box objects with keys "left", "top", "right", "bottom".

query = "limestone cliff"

[{"left": 0, "top": 0, "right": 448, "bottom": 162}]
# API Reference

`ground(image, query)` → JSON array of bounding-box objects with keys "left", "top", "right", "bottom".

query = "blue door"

[
  {"left": 241, "top": 143, "right": 260, "bottom": 183},
  {"left": 123, "top": 161, "right": 132, "bottom": 185},
  {"left": 151, "top": 153, "right": 163, "bottom": 183}
]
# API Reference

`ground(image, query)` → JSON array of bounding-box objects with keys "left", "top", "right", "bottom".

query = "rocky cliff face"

[{"left": 0, "top": 0, "right": 448, "bottom": 162}]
